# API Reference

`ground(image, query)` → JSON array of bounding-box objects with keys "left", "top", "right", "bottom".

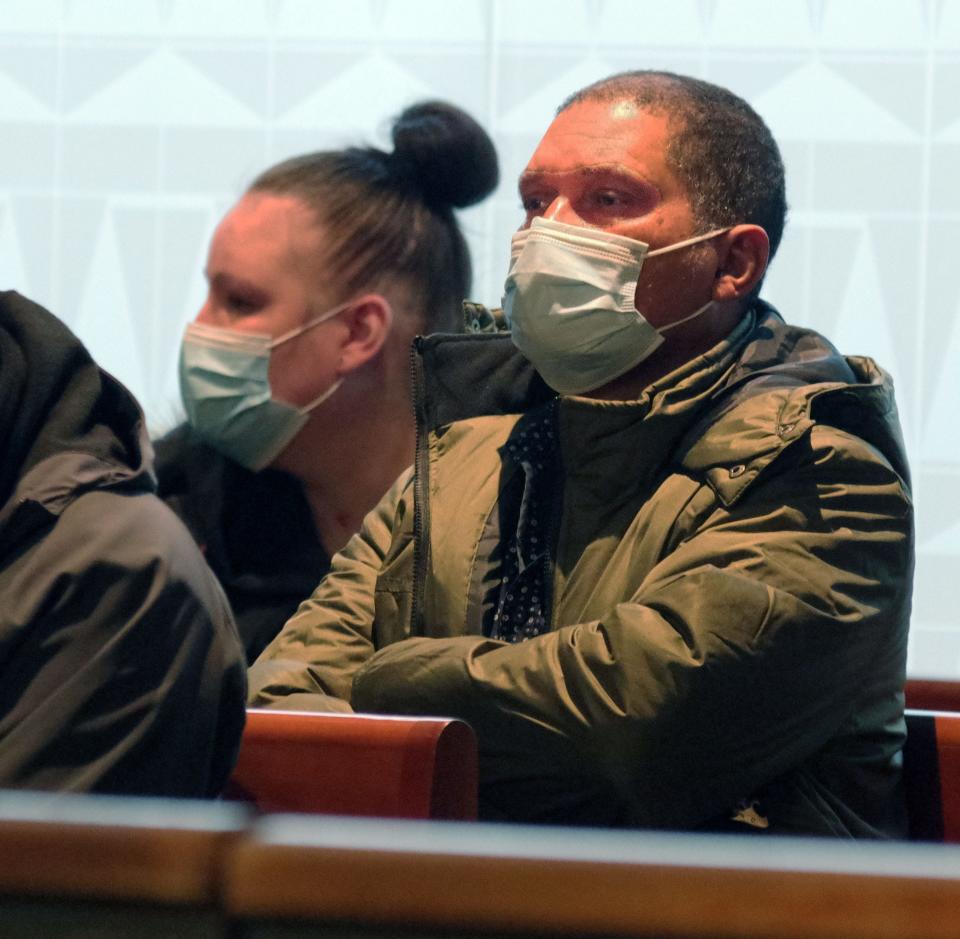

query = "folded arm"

[
  {"left": 247, "top": 469, "right": 412, "bottom": 710},
  {"left": 350, "top": 430, "right": 913, "bottom": 826}
]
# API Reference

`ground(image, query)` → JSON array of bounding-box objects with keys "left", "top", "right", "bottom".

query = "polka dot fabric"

[{"left": 490, "top": 409, "right": 557, "bottom": 644}]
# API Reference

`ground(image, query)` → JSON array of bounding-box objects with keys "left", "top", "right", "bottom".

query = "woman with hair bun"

[{"left": 155, "top": 100, "right": 499, "bottom": 663}]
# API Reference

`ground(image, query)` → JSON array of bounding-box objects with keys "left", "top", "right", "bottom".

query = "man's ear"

[
  {"left": 712, "top": 225, "right": 769, "bottom": 302},
  {"left": 335, "top": 294, "right": 394, "bottom": 374}
]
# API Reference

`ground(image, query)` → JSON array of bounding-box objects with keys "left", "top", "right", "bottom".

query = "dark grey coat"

[{"left": 0, "top": 291, "right": 246, "bottom": 795}]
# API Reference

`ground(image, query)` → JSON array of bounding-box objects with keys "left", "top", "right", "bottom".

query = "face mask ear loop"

[
  {"left": 298, "top": 377, "right": 344, "bottom": 416},
  {"left": 269, "top": 299, "right": 353, "bottom": 349},
  {"left": 646, "top": 227, "right": 730, "bottom": 258},
  {"left": 658, "top": 300, "right": 715, "bottom": 335}
]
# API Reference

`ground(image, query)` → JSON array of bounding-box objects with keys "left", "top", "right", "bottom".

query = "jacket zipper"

[{"left": 409, "top": 337, "right": 430, "bottom": 638}]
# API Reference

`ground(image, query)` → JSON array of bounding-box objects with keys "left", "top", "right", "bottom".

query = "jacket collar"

[
  {"left": 0, "top": 290, "right": 155, "bottom": 548},
  {"left": 0, "top": 429, "right": 154, "bottom": 553},
  {"left": 553, "top": 311, "right": 758, "bottom": 494},
  {"left": 678, "top": 310, "right": 907, "bottom": 505},
  {"left": 415, "top": 300, "right": 906, "bottom": 505}
]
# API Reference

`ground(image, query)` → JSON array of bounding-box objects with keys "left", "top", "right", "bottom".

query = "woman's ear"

[
  {"left": 712, "top": 225, "right": 770, "bottom": 302},
  {"left": 335, "top": 294, "right": 394, "bottom": 374}
]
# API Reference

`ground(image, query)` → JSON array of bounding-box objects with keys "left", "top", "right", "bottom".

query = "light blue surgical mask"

[
  {"left": 178, "top": 303, "right": 347, "bottom": 471},
  {"left": 502, "top": 218, "right": 728, "bottom": 395}
]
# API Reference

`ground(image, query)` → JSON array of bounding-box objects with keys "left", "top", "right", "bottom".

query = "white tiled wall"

[{"left": 0, "top": 0, "right": 956, "bottom": 675}]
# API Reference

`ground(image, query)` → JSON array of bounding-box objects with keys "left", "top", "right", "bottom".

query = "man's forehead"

[{"left": 523, "top": 98, "right": 673, "bottom": 176}]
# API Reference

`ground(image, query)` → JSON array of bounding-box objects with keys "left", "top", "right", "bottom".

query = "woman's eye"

[{"left": 226, "top": 294, "right": 259, "bottom": 314}]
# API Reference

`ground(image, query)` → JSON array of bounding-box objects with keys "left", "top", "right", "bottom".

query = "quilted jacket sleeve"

[
  {"left": 349, "top": 426, "right": 913, "bottom": 829},
  {"left": 246, "top": 469, "right": 413, "bottom": 710}
]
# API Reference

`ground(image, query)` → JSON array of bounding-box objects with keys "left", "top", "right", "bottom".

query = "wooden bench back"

[
  {"left": 905, "top": 680, "right": 960, "bottom": 712},
  {"left": 227, "top": 709, "right": 478, "bottom": 820},
  {"left": 904, "top": 709, "right": 960, "bottom": 842}
]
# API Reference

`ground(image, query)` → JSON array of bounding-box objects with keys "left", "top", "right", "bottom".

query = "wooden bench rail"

[
  {"left": 1, "top": 788, "right": 960, "bottom": 939},
  {"left": 224, "top": 814, "right": 960, "bottom": 939},
  {"left": 0, "top": 791, "right": 247, "bottom": 904},
  {"left": 227, "top": 709, "right": 478, "bottom": 821}
]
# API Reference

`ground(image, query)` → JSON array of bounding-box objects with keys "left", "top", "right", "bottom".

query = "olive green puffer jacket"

[{"left": 249, "top": 303, "right": 914, "bottom": 837}]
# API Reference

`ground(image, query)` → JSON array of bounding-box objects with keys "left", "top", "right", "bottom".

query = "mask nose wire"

[{"left": 542, "top": 196, "right": 576, "bottom": 223}]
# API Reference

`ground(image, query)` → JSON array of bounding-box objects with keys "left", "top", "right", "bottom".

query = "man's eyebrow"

[{"left": 519, "top": 164, "right": 655, "bottom": 186}]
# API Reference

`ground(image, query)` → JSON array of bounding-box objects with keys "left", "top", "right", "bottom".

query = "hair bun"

[{"left": 389, "top": 100, "right": 499, "bottom": 210}]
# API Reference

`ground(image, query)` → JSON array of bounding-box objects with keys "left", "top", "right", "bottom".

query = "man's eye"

[
  {"left": 521, "top": 196, "right": 547, "bottom": 212},
  {"left": 593, "top": 190, "right": 623, "bottom": 207}
]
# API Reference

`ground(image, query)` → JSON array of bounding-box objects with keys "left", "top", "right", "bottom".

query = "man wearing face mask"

[{"left": 249, "top": 71, "right": 914, "bottom": 837}]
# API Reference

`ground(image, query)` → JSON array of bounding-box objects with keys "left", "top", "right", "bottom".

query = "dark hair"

[
  {"left": 249, "top": 101, "right": 498, "bottom": 333},
  {"left": 561, "top": 71, "right": 787, "bottom": 261}
]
